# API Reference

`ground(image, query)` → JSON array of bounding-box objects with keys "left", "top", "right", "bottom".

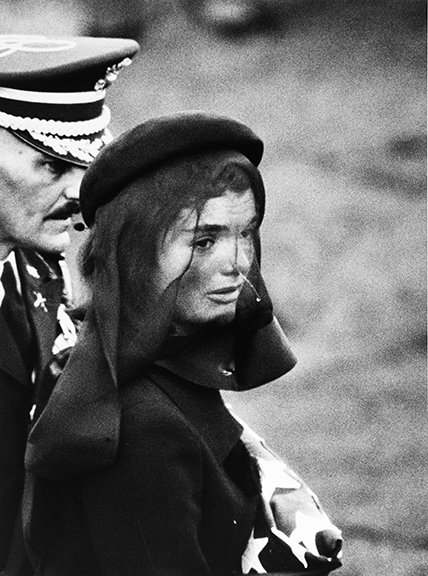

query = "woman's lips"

[{"left": 207, "top": 285, "right": 243, "bottom": 303}]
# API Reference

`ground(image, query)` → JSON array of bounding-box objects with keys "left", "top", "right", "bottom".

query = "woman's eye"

[
  {"left": 194, "top": 237, "right": 215, "bottom": 250},
  {"left": 241, "top": 228, "right": 256, "bottom": 240}
]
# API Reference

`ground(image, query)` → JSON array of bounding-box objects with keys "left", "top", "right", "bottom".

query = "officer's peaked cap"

[{"left": 0, "top": 34, "right": 139, "bottom": 166}]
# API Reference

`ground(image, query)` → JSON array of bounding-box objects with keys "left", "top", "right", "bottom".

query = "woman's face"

[{"left": 154, "top": 188, "right": 258, "bottom": 334}]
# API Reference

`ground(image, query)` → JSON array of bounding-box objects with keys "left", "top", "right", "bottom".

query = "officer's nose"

[{"left": 63, "top": 166, "right": 85, "bottom": 200}]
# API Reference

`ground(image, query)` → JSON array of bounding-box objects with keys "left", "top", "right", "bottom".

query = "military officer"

[{"left": 0, "top": 34, "right": 139, "bottom": 572}]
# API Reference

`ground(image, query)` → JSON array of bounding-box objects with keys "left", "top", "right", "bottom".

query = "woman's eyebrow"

[
  {"left": 181, "top": 215, "right": 259, "bottom": 235},
  {"left": 194, "top": 224, "right": 226, "bottom": 234},
  {"left": 192, "top": 216, "right": 259, "bottom": 233},
  {"left": 179, "top": 223, "right": 226, "bottom": 234}
]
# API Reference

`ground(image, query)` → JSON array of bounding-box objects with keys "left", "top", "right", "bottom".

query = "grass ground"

[{"left": 3, "top": 1, "right": 427, "bottom": 574}]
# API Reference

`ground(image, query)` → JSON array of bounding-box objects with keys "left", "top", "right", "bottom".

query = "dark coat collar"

[
  {"left": 155, "top": 316, "right": 297, "bottom": 392},
  {"left": 155, "top": 327, "right": 238, "bottom": 390}
]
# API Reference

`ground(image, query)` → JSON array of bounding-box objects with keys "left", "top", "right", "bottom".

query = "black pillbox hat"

[
  {"left": 80, "top": 110, "right": 264, "bottom": 225},
  {"left": 0, "top": 34, "right": 139, "bottom": 166}
]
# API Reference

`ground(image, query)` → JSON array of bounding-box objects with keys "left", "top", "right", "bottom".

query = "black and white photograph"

[{"left": 0, "top": 1, "right": 426, "bottom": 575}]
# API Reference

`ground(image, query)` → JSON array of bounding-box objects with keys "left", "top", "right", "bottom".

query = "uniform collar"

[
  {"left": 15, "top": 248, "right": 66, "bottom": 377},
  {"left": 0, "top": 250, "right": 21, "bottom": 305}
]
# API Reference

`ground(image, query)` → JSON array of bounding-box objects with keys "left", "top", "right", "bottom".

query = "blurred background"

[{"left": 2, "top": 1, "right": 426, "bottom": 574}]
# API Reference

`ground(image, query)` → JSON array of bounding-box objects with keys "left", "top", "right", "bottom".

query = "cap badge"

[
  {"left": 94, "top": 57, "right": 133, "bottom": 91},
  {"left": 0, "top": 35, "right": 75, "bottom": 58}
]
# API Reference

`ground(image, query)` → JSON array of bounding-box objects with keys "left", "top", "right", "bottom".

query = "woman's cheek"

[{"left": 156, "top": 244, "right": 194, "bottom": 292}]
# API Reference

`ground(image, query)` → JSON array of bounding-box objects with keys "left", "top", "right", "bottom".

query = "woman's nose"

[{"left": 224, "top": 237, "right": 252, "bottom": 276}]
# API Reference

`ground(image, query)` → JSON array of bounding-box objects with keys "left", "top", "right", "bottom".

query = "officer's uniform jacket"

[{"left": 0, "top": 247, "right": 77, "bottom": 570}]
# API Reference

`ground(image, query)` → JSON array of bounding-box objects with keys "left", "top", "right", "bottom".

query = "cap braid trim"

[
  {"left": 0, "top": 105, "right": 111, "bottom": 136},
  {"left": 29, "top": 129, "right": 113, "bottom": 163}
]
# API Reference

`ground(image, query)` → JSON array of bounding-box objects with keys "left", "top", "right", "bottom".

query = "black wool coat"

[{"left": 29, "top": 366, "right": 261, "bottom": 576}]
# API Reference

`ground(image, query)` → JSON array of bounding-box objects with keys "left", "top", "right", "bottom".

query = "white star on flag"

[
  {"left": 241, "top": 529, "right": 268, "bottom": 573},
  {"left": 258, "top": 458, "right": 301, "bottom": 501}
]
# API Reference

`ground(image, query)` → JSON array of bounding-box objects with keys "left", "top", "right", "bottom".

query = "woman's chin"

[{"left": 209, "top": 308, "right": 237, "bottom": 326}]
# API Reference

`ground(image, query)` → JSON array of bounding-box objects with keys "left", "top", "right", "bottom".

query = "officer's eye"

[{"left": 39, "top": 156, "right": 70, "bottom": 178}]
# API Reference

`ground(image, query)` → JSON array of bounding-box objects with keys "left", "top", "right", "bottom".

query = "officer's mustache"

[
  {"left": 49, "top": 201, "right": 81, "bottom": 221},
  {"left": 48, "top": 201, "right": 86, "bottom": 231}
]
